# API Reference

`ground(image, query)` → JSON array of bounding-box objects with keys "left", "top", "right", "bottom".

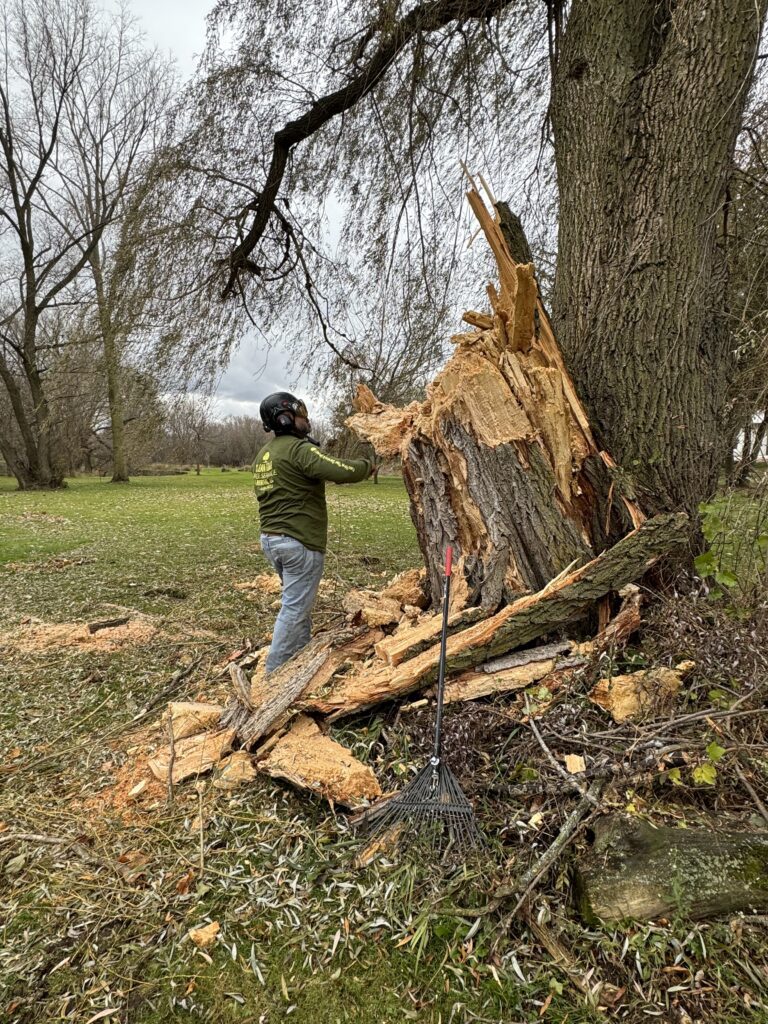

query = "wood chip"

[
  {"left": 213, "top": 751, "right": 258, "bottom": 790},
  {"left": 188, "top": 921, "right": 220, "bottom": 948},
  {"left": 163, "top": 701, "right": 223, "bottom": 741},
  {"left": 589, "top": 661, "right": 695, "bottom": 722},
  {"left": 148, "top": 728, "right": 236, "bottom": 784},
  {"left": 259, "top": 715, "right": 382, "bottom": 808}
]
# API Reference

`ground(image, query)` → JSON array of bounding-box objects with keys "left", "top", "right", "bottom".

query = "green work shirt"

[{"left": 252, "top": 435, "right": 371, "bottom": 552}]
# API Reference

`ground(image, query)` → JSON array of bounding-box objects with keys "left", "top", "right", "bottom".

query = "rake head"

[{"left": 360, "top": 757, "right": 481, "bottom": 854}]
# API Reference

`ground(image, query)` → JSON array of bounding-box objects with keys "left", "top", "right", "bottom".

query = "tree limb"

[{"left": 224, "top": 0, "right": 514, "bottom": 295}]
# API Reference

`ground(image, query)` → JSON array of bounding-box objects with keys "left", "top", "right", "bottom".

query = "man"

[{"left": 254, "top": 391, "right": 371, "bottom": 674}]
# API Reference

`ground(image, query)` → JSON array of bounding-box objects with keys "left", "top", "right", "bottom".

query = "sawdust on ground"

[
  {"left": 4, "top": 618, "right": 158, "bottom": 653},
  {"left": 77, "top": 726, "right": 167, "bottom": 825}
]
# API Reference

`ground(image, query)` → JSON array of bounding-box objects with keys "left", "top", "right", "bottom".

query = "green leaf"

[
  {"left": 667, "top": 767, "right": 683, "bottom": 786},
  {"left": 706, "top": 741, "right": 727, "bottom": 763},
  {"left": 549, "top": 978, "right": 564, "bottom": 996},
  {"left": 707, "top": 688, "right": 730, "bottom": 708},
  {"left": 714, "top": 570, "right": 738, "bottom": 589},
  {"left": 694, "top": 551, "right": 717, "bottom": 577},
  {"left": 692, "top": 763, "right": 717, "bottom": 786},
  {"left": 757, "top": 534, "right": 768, "bottom": 554}
]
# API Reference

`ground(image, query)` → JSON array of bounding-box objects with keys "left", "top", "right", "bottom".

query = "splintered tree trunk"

[
  {"left": 576, "top": 816, "right": 768, "bottom": 922},
  {"left": 349, "top": 188, "right": 642, "bottom": 607},
  {"left": 551, "top": 0, "right": 768, "bottom": 515}
]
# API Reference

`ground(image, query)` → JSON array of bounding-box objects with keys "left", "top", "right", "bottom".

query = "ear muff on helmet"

[{"left": 259, "top": 391, "right": 309, "bottom": 433}]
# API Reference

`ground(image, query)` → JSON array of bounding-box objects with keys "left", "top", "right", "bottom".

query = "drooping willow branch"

[{"left": 223, "top": 0, "right": 515, "bottom": 297}]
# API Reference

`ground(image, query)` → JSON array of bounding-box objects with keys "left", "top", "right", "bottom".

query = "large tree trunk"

[
  {"left": 0, "top": 328, "right": 63, "bottom": 490},
  {"left": 349, "top": 187, "right": 642, "bottom": 606},
  {"left": 91, "top": 252, "right": 129, "bottom": 484},
  {"left": 551, "top": 0, "right": 768, "bottom": 516}
]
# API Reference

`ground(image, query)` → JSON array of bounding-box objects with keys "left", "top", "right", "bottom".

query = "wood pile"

[
  {"left": 143, "top": 510, "right": 685, "bottom": 807},
  {"left": 141, "top": 185, "right": 689, "bottom": 811}
]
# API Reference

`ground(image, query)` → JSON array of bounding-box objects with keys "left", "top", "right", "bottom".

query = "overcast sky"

[{"left": 117, "top": 0, "right": 311, "bottom": 420}]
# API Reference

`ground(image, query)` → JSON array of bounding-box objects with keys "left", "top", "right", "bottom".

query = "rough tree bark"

[
  {"left": 551, "top": 0, "right": 768, "bottom": 515},
  {"left": 576, "top": 815, "right": 768, "bottom": 922}
]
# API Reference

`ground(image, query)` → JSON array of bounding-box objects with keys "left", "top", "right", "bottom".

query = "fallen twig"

[
  {"left": 87, "top": 615, "right": 131, "bottom": 634},
  {"left": 524, "top": 695, "right": 600, "bottom": 806},
  {"left": 448, "top": 781, "right": 604, "bottom": 924}
]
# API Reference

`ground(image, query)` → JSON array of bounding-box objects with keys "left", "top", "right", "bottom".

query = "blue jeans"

[{"left": 260, "top": 534, "right": 325, "bottom": 674}]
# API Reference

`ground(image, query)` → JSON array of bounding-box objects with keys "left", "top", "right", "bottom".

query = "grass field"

[
  {"left": 0, "top": 471, "right": 530, "bottom": 1024},
  {"left": 2, "top": 470, "right": 767, "bottom": 1024}
]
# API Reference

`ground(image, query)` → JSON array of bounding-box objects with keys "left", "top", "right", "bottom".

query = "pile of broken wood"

[
  {"left": 146, "top": 513, "right": 689, "bottom": 812},
  {"left": 144, "top": 181, "right": 691, "bottom": 815}
]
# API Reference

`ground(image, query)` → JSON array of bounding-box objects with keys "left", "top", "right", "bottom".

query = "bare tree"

[
  {"left": 58, "top": 11, "right": 175, "bottom": 483},
  {"left": 164, "top": 393, "right": 214, "bottom": 474}
]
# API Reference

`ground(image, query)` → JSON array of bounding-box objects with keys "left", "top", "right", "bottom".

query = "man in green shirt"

[{"left": 254, "top": 391, "right": 371, "bottom": 673}]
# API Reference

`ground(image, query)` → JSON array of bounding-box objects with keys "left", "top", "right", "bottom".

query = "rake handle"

[{"left": 432, "top": 545, "right": 453, "bottom": 763}]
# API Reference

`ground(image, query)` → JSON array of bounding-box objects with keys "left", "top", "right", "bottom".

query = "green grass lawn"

[
  {"left": 1, "top": 470, "right": 766, "bottom": 1024},
  {"left": 1, "top": 471, "right": 539, "bottom": 1024}
]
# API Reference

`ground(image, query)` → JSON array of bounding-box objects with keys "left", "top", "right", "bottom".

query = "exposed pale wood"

[
  {"left": 461, "top": 310, "right": 494, "bottom": 330},
  {"left": 579, "top": 584, "right": 642, "bottom": 654},
  {"left": 148, "top": 728, "right": 236, "bottom": 784},
  {"left": 259, "top": 715, "right": 382, "bottom": 809},
  {"left": 589, "top": 660, "right": 695, "bottom": 723},
  {"left": 380, "top": 568, "right": 428, "bottom": 609},
  {"left": 438, "top": 654, "right": 586, "bottom": 706},
  {"left": 213, "top": 751, "right": 258, "bottom": 790},
  {"left": 374, "top": 606, "right": 485, "bottom": 666},
  {"left": 576, "top": 816, "right": 768, "bottom": 922},
  {"left": 343, "top": 589, "right": 403, "bottom": 627},
  {"left": 163, "top": 702, "right": 224, "bottom": 741},
  {"left": 348, "top": 187, "right": 645, "bottom": 608},
  {"left": 229, "top": 664, "right": 254, "bottom": 710},
  {"left": 313, "top": 513, "right": 687, "bottom": 720}
]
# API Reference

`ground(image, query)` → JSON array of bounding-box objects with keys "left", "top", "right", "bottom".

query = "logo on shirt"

[{"left": 253, "top": 451, "right": 276, "bottom": 495}]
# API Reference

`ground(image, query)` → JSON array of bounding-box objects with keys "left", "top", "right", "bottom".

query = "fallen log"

[
  {"left": 576, "top": 816, "right": 768, "bottom": 922},
  {"left": 259, "top": 715, "right": 382, "bottom": 809},
  {"left": 374, "top": 606, "right": 486, "bottom": 666},
  {"left": 309, "top": 512, "right": 687, "bottom": 720},
  {"left": 439, "top": 651, "right": 585, "bottom": 706},
  {"left": 221, "top": 626, "right": 376, "bottom": 746}
]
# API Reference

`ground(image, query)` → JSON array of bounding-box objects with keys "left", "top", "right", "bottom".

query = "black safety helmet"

[{"left": 259, "top": 391, "right": 309, "bottom": 434}]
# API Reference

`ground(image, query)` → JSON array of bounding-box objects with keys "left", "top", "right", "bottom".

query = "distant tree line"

[{"left": 0, "top": 0, "right": 243, "bottom": 490}]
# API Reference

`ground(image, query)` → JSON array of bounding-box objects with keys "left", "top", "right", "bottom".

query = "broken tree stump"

[
  {"left": 348, "top": 186, "right": 643, "bottom": 608},
  {"left": 576, "top": 816, "right": 768, "bottom": 921}
]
